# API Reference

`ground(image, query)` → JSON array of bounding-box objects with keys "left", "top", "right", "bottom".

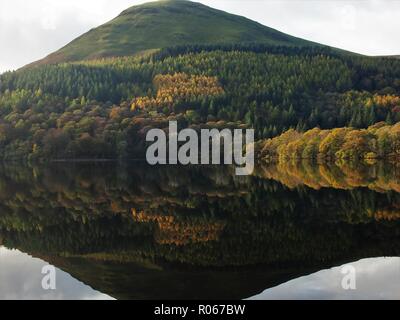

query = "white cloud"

[{"left": 0, "top": 0, "right": 399, "bottom": 73}]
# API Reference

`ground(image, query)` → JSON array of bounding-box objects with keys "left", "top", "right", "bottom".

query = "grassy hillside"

[{"left": 32, "top": 0, "right": 319, "bottom": 65}]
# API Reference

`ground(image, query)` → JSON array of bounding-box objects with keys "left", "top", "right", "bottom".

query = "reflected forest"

[{"left": 0, "top": 161, "right": 399, "bottom": 299}]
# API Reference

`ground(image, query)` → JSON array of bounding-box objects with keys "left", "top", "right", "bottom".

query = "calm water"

[
  {"left": 0, "top": 247, "right": 113, "bottom": 300},
  {"left": 0, "top": 161, "right": 399, "bottom": 300}
]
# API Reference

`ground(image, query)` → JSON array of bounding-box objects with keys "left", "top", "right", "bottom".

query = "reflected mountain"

[{"left": 0, "top": 161, "right": 399, "bottom": 299}]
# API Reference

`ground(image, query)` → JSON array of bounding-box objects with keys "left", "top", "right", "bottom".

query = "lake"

[{"left": 0, "top": 161, "right": 399, "bottom": 300}]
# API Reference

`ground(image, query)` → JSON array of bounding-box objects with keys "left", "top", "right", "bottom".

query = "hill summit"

[{"left": 34, "top": 0, "right": 317, "bottom": 65}]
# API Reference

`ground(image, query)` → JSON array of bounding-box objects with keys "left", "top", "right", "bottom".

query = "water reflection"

[
  {"left": 0, "top": 161, "right": 398, "bottom": 299},
  {"left": 250, "top": 257, "right": 400, "bottom": 300},
  {"left": 0, "top": 247, "right": 112, "bottom": 300},
  {"left": 255, "top": 159, "right": 400, "bottom": 192}
]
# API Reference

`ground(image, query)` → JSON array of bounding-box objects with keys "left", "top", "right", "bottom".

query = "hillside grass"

[{"left": 36, "top": 0, "right": 318, "bottom": 65}]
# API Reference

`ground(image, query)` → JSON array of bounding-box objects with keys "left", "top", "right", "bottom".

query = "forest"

[{"left": 0, "top": 44, "right": 400, "bottom": 160}]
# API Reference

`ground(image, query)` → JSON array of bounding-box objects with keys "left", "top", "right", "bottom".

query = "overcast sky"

[{"left": 0, "top": 0, "right": 399, "bottom": 73}]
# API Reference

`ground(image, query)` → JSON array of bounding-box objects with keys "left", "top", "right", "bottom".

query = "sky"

[{"left": 0, "top": 0, "right": 399, "bottom": 73}]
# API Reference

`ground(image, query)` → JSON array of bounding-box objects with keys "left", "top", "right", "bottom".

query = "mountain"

[
  {"left": 32, "top": 0, "right": 320, "bottom": 66},
  {"left": 1, "top": 0, "right": 399, "bottom": 161}
]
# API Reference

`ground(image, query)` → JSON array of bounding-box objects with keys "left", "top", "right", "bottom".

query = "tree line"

[
  {"left": 257, "top": 122, "right": 400, "bottom": 161},
  {"left": 0, "top": 45, "right": 399, "bottom": 160}
]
